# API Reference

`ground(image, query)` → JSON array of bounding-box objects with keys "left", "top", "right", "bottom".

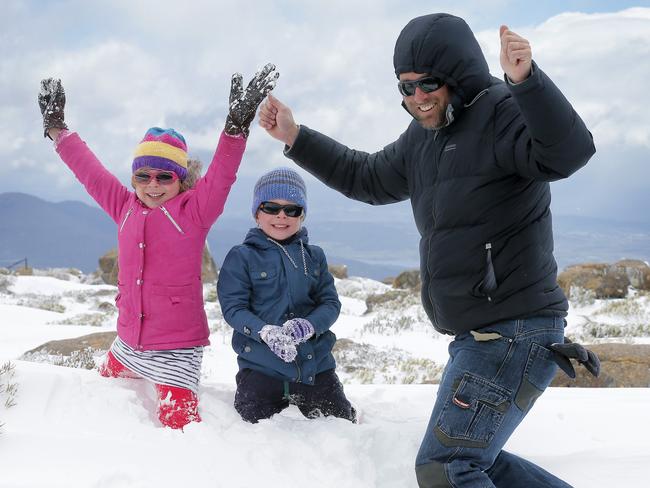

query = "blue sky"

[{"left": 2, "top": 0, "right": 650, "bottom": 225}]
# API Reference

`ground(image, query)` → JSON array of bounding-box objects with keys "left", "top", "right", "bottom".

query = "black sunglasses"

[
  {"left": 397, "top": 76, "right": 444, "bottom": 97},
  {"left": 259, "top": 201, "right": 304, "bottom": 218}
]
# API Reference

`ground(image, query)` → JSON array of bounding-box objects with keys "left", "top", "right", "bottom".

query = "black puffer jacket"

[{"left": 285, "top": 13, "right": 595, "bottom": 335}]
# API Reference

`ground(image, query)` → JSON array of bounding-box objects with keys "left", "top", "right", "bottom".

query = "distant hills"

[{"left": 1, "top": 192, "right": 649, "bottom": 280}]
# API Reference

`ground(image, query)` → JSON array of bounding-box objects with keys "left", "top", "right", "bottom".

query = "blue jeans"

[{"left": 415, "top": 316, "right": 573, "bottom": 488}]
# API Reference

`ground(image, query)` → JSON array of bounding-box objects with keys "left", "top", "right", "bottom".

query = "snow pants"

[
  {"left": 415, "top": 316, "right": 573, "bottom": 488},
  {"left": 234, "top": 368, "right": 355, "bottom": 423}
]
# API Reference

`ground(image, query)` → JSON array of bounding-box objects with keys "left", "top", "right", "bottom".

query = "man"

[{"left": 259, "top": 13, "right": 596, "bottom": 488}]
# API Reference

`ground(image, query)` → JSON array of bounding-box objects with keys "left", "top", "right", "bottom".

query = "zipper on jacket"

[
  {"left": 119, "top": 208, "right": 133, "bottom": 232},
  {"left": 425, "top": 134, "right": 449, "bottom": 327},
  {"left": 160, "top": 205, "right": 184, "bottom": 234},
  {"left": 483, "top": 242, "right": 497, "bottom": 302},
  {"left": 295, "top": 360, "right": 302, "bottom": 383}
]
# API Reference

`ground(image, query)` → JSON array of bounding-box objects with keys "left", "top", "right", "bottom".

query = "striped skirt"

[{"left": 109, "top": 336, "right": 203, "bottom": 394}]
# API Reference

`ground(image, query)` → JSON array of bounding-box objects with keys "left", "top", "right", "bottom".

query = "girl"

[
  {"left": 217, "top": 167, "right": 355, "bottom": 423},
  {"left": 37, "top": 66, "right": 278, "bottom": 429}
]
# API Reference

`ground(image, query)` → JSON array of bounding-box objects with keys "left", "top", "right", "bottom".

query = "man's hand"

[
  {"left": 499, "top": 25, "right": 532, "bottom": 84},
  {"left": 258, "top": 93, "right": 300, "bottom": 147}
]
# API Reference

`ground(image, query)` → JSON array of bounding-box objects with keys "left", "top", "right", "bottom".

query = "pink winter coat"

[{"left": 56, "top": 131, "right": 246, "bottom": 350}]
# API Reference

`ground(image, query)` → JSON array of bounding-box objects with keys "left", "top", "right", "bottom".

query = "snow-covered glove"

[
  {"left": 549, "top": 338, "right": 600, "bottom": 378},
  {"left": 259, "top": 324, "right": 297, "bottom": 363},
  {"left": 38, "top": 78, "right": 68, "bottom": 139},
  {"left": 224, "top": 63, "right": 279, "bottom": 137},
  {"left": 282, "top": 318, "right": 315, "bottom": 344}
]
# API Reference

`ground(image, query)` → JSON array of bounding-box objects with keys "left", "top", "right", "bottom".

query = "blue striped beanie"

[{"left": 252, "top": 167, "right": 307, "bottom": 216}]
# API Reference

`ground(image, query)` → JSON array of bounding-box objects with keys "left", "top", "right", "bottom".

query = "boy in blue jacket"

[{"left": 217, "top": 167, "right": 355, "bottom": 423}]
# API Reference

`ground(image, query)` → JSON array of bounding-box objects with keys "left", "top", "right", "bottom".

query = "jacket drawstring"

[{"left": 267, "top": 237, "right": 308, "bottom": 276}]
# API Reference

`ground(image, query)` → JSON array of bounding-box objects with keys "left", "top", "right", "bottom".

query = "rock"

[
  {"left": 23, "top": 331, "right": 117, "bottom": 357},
  {"left": 365, "top": 289, "right": 411, "bottom": 313},
  {"left": 393, "top": 269, "right": 421, "bottom": 291},
  {"left": 97, "top": 301, "right": 117, "bottom": 313},
  {"left": 14, "top": 266, "right": 33, "bottom": 276},
  {"left": 612, "top": 259, "right": 650, "bottom": 291},
  {"left": 201, "top": 244, "right": 218, "bottom": 283},
  {"left": 328, "top": 264, "right": 348, "bottom": 279},
  {"left": 98, "top": 248, "right": 119, "bottom": 285},
  {"left": 557, "top": 263, "right": 629, "bottom": 299},
  {"left": 551, "top": 343, "right": 650, "bottom": 387}
]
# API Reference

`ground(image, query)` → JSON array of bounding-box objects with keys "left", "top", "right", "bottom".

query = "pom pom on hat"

[
  {"left": 132, "top": 127, "right": 188, "bottom": 180},
  {"left": 252, "top": 167, "right": 307, "bottom": 216}
]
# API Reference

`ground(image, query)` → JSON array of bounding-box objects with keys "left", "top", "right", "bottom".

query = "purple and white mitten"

[
  {"left": 259, "top": 325, "right": 297, "bottom": 362},
  {"left": 282, "top": 318, "right": 315, "bottom": 344}
]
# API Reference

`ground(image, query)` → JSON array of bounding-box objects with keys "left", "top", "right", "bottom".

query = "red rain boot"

[
  {"left": 156, "top": 384, "right": 201, "bottom": 430},
  {"left": 98, "top": 351, "right": 141, "bottom": 379}
]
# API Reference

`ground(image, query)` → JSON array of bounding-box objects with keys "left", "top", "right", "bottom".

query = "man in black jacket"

[{"left": 260, "top": 13, "right": 595, "bottom": 488}]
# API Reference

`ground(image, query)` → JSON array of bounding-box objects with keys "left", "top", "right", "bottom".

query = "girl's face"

[
  {"left": 132, "top": 167, "right": 181, "bottom": 208},
  {"left": 255, "top": 199, "right": 304, "bottom": 241}
]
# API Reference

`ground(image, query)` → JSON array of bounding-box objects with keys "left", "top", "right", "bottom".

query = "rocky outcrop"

[
  {"left": 551, "top": 343, "right": 650, "bottom": 387},
  {"left": 611, "top": 259, "right": 650, "bottom": 290},
  {"left": 201, "top": 244, "right": 218, "bottom": 283},
  {"left": 328, "top": 264, "right": 348, "bottom": 279},
  {"left": 24, "top": 331, "right": 117, "bottom": 357},
  {"left": 98, "top": 248, "right": 119, "bottom": 285},
  {"left": 392, "top": 269, "right": 421, "bottom": 291},
  {"left": 21, "top": 331, "right": 118, "bottom": 370},
  {"left": 365, "top": 289, "right": 412, "bottom": 313},
  {"left": 558, "top": 263, "right": 630, "bottom": 299}
]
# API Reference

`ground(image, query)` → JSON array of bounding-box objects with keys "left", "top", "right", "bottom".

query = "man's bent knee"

[{"left": 415, "top": 461, "right": 453, "bottom": 488}]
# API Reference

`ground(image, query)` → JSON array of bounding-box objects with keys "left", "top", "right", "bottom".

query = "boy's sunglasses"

[
  {"left": 133, "top": 170, "right": 179, "bottom": 185},
  {"left": 259, "top": 201, "right": 304, "bottom": 218},
  {"left": 397, "top": 76, "right": 444, "bottom": 97}
]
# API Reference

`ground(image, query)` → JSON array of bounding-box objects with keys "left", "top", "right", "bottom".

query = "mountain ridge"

[{"left": 1, "top": 192, "right": 649, "bottom": 279}]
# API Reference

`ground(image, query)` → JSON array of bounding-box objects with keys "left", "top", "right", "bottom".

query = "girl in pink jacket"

[{"left": 38, "top": 67, "right": 278, "bottom": 429}]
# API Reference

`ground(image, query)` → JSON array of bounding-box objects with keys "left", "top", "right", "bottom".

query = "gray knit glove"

[
  {"left": 38, "top": 78, "right": 68, "bottom": 139},
  {"left": 282, "top": 318, "right": 315, "bottom": 344},
  {"left": 259, "top": 324, "right": 297, "bottom": 362},
  {"left": 224, "top": 63, "right": 279, "bottom": 137}
]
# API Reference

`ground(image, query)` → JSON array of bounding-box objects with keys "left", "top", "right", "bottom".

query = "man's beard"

[{"left": 409, "top": 103, "right": 448, "bottom": 130}]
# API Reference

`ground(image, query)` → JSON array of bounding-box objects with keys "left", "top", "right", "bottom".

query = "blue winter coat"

[{"left": 217, "top": 227, "right": 341, "bottom": 385}]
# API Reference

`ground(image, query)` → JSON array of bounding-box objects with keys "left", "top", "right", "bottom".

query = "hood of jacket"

[
  {"left": 393, "top": 13, "right": 492, "bottom": 121},
  {"left": 243, "top": 227, "right": 309, "bottom": 249}
]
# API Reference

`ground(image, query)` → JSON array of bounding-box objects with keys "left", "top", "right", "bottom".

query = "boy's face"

[{"left": 255, "top": 199, "right": 303, "bottom": 241}]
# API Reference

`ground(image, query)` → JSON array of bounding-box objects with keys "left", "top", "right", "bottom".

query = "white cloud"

[{"left": 1, "top": 3, "right": 648, "bottom": 222}]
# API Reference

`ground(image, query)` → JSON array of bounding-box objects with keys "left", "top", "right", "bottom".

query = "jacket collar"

[{"left": 243, "top": 227, "right": 309, "bottom": 249}]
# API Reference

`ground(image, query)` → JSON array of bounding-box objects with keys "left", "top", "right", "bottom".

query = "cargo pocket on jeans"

[
  {"left": 515, "top": 342, "right": 559, "bottom": 412},
  {"left": 434, "top": 372, "right": 511, "bottom": 449}
]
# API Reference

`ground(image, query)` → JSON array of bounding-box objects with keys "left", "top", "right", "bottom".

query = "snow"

[{"left": 1, "top": 273, "right": 649, "bottom": 487}]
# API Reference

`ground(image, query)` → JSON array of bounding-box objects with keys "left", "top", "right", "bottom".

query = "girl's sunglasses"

[
  {"left": 259, "top": 201, "right": 304, "bottom": 218},
  {"left": 397, "top": 76, "right": 444, "bottom": 97},
  {"left": 133, "top": 170, "right": 179, "bottom": 185}
]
